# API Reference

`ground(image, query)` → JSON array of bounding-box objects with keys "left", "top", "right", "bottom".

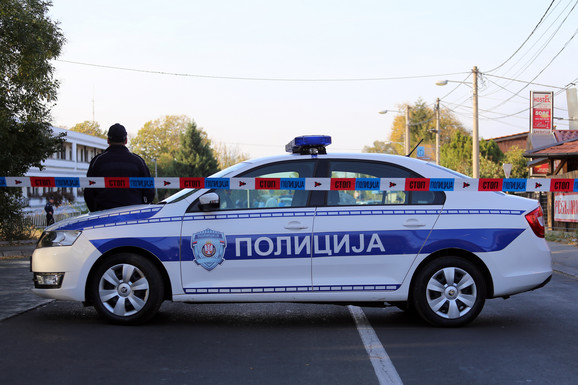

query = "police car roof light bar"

[{"left": 286, "top": 135, "right": 332, "bottom": 155}]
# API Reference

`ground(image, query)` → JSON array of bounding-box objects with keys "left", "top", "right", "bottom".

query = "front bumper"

[{"left": 31, "top": 236, "right": 101, "bottom": 302}]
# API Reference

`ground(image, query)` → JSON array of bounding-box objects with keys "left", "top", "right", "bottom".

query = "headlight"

[
  {"left": 37, "top": 230, "right": 82, "bottom": 248},
  {"left": 34, "top": 273, "right": 65, "bottom": 288}
]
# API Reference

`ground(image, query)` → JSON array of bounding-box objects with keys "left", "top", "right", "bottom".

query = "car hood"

[{"left": 46, "top": 204, "right": 164, "bottom": 232}]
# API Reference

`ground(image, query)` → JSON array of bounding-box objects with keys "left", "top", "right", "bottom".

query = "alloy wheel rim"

[
  {"left": 98, "top": 263, "right": 150, "bottom": 317},
  {"left": 425, "top": 267, "right": 477, "bottom": 319}
]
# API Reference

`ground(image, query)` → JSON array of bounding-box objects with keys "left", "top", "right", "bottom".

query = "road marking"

[{"left": 348, "top": 305, "right": 403, "bottom": 385}]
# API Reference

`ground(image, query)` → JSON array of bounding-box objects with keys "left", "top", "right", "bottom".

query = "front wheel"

[
  {"left": 412, "top": 256, "right": 486, "bottom": 327},
  {"left": 89, "top": 253, "right": 164, "bottom": 324}
]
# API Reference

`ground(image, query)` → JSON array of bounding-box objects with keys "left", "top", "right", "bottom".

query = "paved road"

[
  {"left": 366, "top": 271, "right": 578, "bottom": 385},
  {"left": 0, "top": 273, "right": 577, "bottom": 384},
  {"left": 0, "top": 242, "right": 577, "bottom": 384},
  {"left": 549, "top": 241, "right": 578, "bottom": 277},
  {"left": 0, "top": 258, "right": 51, "bottom": 321},
  {"left": 1, "top": 241, "right": 576, "bottom": 322}
]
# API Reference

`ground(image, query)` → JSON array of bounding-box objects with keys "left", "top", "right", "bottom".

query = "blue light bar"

[{"left": 285, "top": 135, "right": 332, "bottom": 154}]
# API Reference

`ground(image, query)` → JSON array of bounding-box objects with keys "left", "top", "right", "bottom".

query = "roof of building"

[
  {"left": 489, "top": 132, "right": 528, "bottom": 142},
  {"left": 524, "top": 137, "right": 578, "bottom": 158},
  {"left": 554, "top": 130, "right": 578, "bottom": 142}
]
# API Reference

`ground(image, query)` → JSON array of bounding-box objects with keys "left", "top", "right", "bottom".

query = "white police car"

[{"left": 32, "top": 136, "right": 552, "bottom": 327}]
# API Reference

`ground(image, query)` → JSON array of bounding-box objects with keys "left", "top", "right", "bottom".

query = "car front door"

[{"left": 179, "top": 160, "right": 317, "bottom": 298}]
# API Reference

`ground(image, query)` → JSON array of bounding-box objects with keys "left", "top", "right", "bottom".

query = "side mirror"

[{"left": 199, "top": 192, "right": 220, "bottom": 211}]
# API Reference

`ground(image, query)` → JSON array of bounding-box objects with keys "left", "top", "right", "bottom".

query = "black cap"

[{"left": 108, "top": 123, "right": 127, "bottom": 142}]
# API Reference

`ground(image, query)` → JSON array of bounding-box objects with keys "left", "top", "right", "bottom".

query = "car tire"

[
  {"left": 412, "top": 256, "right": 486, "bottom": 327},
  {"left": 89, "top": 253, "right": 164, "bottom": 324}
]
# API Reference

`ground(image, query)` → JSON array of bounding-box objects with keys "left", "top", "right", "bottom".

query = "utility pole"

[
  {"left": 405, "top": 106, "right": 411, "bottom": 156},
  {"left": 472, "top": 66, "right": 480, "bottom": 178},
  {"left": 435, "top": 98, "right": 440, "bottom": 165}
]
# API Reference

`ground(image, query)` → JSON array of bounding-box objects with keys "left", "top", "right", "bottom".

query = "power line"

[
  {"left": 566, "top": 76, "right": 578, "bottom": 87},
  {"left": 439, "top": 74, "right": 472, "bottom": 100},
  {"left": 483, "top": 73, "right": 566, "bottom": 89},
  {"left": 505, "top": 0, "right": 578, "bottom": 81},
  {"left": 486, "top": 0, "right": 556, "bottom": 73},
  {"left": 480, "top": 1, "right": 576, "bottom": 101},
  {"left": 55, "top": 59, "right": 467, "bottom": 83},
  {"left": 485, "top": 24, "right": 578, "bottom": 112}
]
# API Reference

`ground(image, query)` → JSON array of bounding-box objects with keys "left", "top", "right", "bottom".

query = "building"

[
  {"left": 487, "top": 129, "right": 578, "bottom": 230},
  {"left": 491, "top": 132, "right": 529, "bottom": 154},
  {"left": 24, "top": 126, "right": 108, "bottom": 210},
  {"left": 524, "top": 136, "right": 578, "bottom": 231}
]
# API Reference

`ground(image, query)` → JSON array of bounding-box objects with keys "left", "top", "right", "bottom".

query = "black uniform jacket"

[{"left": 84, "top": 145, "right": 155, "bottom": 212}]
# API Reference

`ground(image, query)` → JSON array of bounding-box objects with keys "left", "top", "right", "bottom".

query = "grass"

[
  {"left": 0, "top": 255, "right": 29, "bottom": 260},
  {"left": 546, "top": 230, "right": 578, "bottom": 246}
]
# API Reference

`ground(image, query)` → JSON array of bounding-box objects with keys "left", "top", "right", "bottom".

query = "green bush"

[{"left": 0, "top": 191, "right": 35, "bottom": 241}]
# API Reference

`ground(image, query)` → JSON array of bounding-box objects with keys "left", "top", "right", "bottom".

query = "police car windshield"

[{"left": 161, "top": 161, "right": 251, "bottom": 204}]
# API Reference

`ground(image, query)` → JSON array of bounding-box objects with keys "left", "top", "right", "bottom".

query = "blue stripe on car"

[{"left": 91, "top": 227, "right": 525, "bottom": 263}]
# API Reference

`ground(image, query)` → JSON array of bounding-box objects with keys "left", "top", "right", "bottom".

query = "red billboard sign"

[{"left": 530, "top": 91, "right": 554, "bottom": 133}]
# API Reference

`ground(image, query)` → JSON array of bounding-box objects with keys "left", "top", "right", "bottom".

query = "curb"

[{"left": 0, "top": 240, "right": 36, "bottom": 256}]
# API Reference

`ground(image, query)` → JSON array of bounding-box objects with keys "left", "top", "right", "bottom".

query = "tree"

[
  {"left": 131, "top": 115, "right": 192, "bottom": 162},
  {"left": 70, "top": 121, "right": 106, "bottom": 139},
  {"left": 364, "top": 99, "right": 468, "bottom": 157},
  {"left": 131, "top": 115, "right": 209, "bottom": 200},
  {"left": 0, "top": 0, "right": 65, "bottom": 240},
  {"left": 172, "top": 121, "right": 220, "bottom": 178},
  {"left": 480, "top": 139, "right": 503, "bottom": 164},
  {"left": 440, "top": 131, "right": 473, "bottom": 175},
  {"left": 151, "top": 121, "right": 220, "bottom": 201},
  {"left": 213, "top": 142, "right": 250, "bottom": 169},
  {"left": 362, "top": 140, "right": 398, "bottom": 154},
  {"left": 440, "top": 131, "right": 505, "bottom": 177},
  {"left": 476, "top": 139, "right": 505, "bottom": 177},
  {"left": 503, "top": 146, "right": 529, "bottom": 179},
  {"left": 479, "top": 156, "right": 503, "bottom": 178}
]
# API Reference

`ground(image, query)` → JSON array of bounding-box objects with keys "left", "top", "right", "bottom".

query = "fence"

[{"left": 25, "top": 208, "right": 83, "bottom": 228}]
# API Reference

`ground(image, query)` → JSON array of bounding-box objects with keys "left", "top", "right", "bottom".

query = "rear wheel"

[
  {"left": 89, "top": 253, "right": 164, "bottom": 324},
  {"left": 412, "top": 256, "right": 486, "bottom": 327}
]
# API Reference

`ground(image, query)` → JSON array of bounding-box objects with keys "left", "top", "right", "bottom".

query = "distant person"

[
  {"left": 44, "top": 197, "right": 54, "bottom": 226},
  {"left": 84, "top": 123, "right": 155, "bottom": 212}
]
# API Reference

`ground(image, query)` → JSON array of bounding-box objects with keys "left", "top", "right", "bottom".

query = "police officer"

[
  {"left": 44, "top": 197, "right": 55, "bottom": 226},
  {"left": 84, "top": 123, "right": 155, "bottom": 212}
]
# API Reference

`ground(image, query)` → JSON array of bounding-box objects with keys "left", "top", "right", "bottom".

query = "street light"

[
  {"left": 378, "top": 107, "right": 411, "bottom": 155},
  {"left": 436, "top": 66, "right": 479, "bottom": 178}
]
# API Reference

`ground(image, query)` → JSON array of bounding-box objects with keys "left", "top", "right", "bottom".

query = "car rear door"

[{"left": 311, "top": 159, "right": 445, "bottom": 294}]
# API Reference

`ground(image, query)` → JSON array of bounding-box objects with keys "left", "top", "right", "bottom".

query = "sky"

[{"left": 48, "top": 0, "right": 578, "bottom": 158}]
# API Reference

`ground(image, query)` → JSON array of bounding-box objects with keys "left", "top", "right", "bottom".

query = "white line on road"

[{"left": 348, "top": 305, "right": 403, "bottom": 385}]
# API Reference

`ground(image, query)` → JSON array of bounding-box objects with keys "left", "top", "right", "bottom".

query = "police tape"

[{"left": 2, "top": 176, "right": 578, "bottom": 192}]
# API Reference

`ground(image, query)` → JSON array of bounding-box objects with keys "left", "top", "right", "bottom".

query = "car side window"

[
  {"left": 214, "top": 160, "right": 317, "bottom": 211},
  {"left": 326, "top": 160, "right": 444, "bottom": 206}
]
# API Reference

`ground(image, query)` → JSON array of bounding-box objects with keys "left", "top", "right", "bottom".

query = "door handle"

[
  {"left": 403, "top": 218, "right": 427, "bottom": 228},
  {"left": 284, "top": 221, "right": 309, "bottom": 230}
]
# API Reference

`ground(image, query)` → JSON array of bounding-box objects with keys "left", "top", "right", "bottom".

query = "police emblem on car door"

[{"left": 191, "top": 229, "right": 227, "bottom": 271}]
